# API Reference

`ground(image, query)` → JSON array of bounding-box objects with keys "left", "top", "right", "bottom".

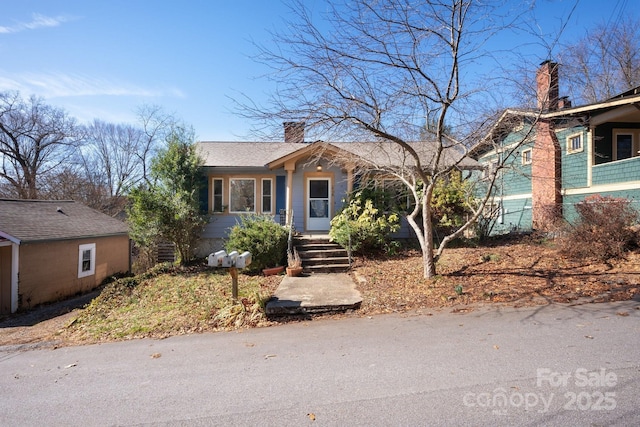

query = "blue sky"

[{"left": 0, "top": 0, "right": 635, "bottom": 141}]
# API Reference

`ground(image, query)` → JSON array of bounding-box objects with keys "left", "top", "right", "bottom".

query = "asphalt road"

[{"left": 1, "top": 300, "right": 639, "bottom": 426}]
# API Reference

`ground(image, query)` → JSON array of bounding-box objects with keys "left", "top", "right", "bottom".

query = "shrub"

[
  {"left": 559, "top": 195, "right": 639, "bottom": 261},
  {"left": 225, "top": 214, "right": 289, "bottom": 272},
  {"left": 431, "top": 172, "right": 473, "bottom": 232},
  {"left": 329, "top": 192, "right": 400, "bottom": 254}
]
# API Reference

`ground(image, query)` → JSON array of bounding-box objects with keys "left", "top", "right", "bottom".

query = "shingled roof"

[
  {"left": 197, "top": 140, "right": 481, "bottom": 170},
  {"left": 0, "top": 199, "right": 129, "bottom": 244}
]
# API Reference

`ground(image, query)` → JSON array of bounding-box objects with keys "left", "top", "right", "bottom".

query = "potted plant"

[{"left": 286, "top": 248, "right": 303, "bottom": 277}]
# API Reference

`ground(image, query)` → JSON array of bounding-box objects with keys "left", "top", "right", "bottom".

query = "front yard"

[
  {"left": 353, "top": 236, "right": 639, "bottom": 313},
  {"left": 1, "top": 236, "right": 638, "bottom": 346}
]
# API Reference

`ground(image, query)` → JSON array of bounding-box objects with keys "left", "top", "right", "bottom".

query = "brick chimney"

[
  {"left": 532, "top": 61, "right": 562, "bottom": 230},
  {"left": 284, "top": 122, "right": 305, "bottom": 143},
  {"left": 536, "top": 60, "right": 559, "bottom": 112},
  {"left": 558, "top": 96, "right": 571, "bottom": 109}
]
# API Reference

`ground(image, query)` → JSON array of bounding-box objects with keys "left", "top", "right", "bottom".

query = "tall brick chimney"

[
  {"left": 536, "top": 60, "right": 559, "bottom": 112},
  {"left": 532, "top": 61, "right": 562, "bottom": 230},
  {"left": 284, "top": 122, "right": 305, "bottom": 143}
]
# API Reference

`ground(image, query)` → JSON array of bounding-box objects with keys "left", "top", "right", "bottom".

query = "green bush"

[
  {"left": 329, "top": 192, "right": 400, "bottom": 254},
  {"left": 431, "top": 172, "right": 473, "bottom": 232},
  {"left": 225, "top": 215, "right": 289, "bottom": 272}
]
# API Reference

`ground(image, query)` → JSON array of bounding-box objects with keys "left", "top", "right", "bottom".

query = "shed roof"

[{"left": 0, "top": 199, "right": 129, "bottom": 244}]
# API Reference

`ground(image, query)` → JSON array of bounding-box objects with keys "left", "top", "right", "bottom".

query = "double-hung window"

[
  {"left": 261, "top": 178, "right": 273, "bottom": 214},
  {"left": 229, "top": 178, "right": 256, "bottom": 213},
  {"left": 566, "top": 133, "right": 583, "bottom": 154},
  {"left": 212, "top": 178, "right": 224, "bottom": 212},
  {"left": 78, "top": 243, "right": 96, "bottom": 278}
]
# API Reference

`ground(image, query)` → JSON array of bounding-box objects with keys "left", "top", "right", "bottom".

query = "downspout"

[{"left": 587, "top": 127, "right": 593, "bottom": 187}]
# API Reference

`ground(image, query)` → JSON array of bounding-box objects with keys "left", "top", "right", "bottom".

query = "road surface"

[{"left": 1, "top": 300, "right": 639, "bottom": 426}]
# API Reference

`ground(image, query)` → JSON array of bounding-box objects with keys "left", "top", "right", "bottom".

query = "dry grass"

[{"left": 59, "top": 265, "right": 282, "bottom": 344}]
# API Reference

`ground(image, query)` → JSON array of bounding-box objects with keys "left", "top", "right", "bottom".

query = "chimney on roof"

[
  {"left": 284, "top": 121, "right": 305, "bottom": 143},
  {"left": 558, "top": 96, "right": 571, "bottom": 109},
  {"left": 536, "top": 60, "right": 559, "bottom": 112}
]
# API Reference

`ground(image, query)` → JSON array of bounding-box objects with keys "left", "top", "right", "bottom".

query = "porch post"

[
  {"left": 346, "top": 164, "right": 355, "bottom": 194},
  {"left": 285, "top": 162, "right": 295, "bottom": 225}
]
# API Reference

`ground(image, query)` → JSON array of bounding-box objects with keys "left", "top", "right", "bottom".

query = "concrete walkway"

[{"left": 265, "top": 273, "right": 362, "bottom": 315}]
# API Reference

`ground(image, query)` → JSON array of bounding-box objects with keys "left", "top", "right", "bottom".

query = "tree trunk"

[{"left": 422, "top": 197, "right": 437, "bottom": 278}]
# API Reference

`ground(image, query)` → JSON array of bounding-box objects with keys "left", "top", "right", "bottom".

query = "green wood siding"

[
  {"left": 592, "top": 156, "right": 640, "bottom": 185},
  {"left": 558, "top": 127, "right": 588, "bottom": 189},
  {"left": 563, "top": 190, "right": 640, "bottom": 224}
]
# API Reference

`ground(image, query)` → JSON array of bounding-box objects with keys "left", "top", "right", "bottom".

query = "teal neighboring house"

[{"left": 472, "top": 61, "right": 640, "bottom": 235}]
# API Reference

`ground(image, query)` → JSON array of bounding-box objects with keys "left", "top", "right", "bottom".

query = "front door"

[{"left": 306, "top": 177, "right": 331, "bottom": 231}]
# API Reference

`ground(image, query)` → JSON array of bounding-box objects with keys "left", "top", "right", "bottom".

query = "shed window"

[{"left": 78, "top": 243, "right": 96, "bottom": 278}]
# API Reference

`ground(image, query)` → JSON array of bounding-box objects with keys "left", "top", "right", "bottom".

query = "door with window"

[{"left": 307, "top": 177, "right": 331, "bottom": 231}]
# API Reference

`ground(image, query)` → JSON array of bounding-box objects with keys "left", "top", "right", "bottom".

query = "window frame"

[
  {"left": 483, "top": 202, "right": 503, "bottom": 224},
  {"left": 566, "top": 132, "right": 583, "bottom": 154},
  {"left": 521, "top": 148, "right": 532, "bottom": 165},
  {"left": 261, "top": 178, "right": 273, "bottom": 214},
  {"left": 211, "top": 178, "right": 224, "bottom": 213},
  {"left": 612, "top": 130, "right": 635, "bottom": 161},
  {"left": 482, "top": 159, "right": 499, "bottom": 180},
  {"left": 229, "top": 178, "right": 256, "bottom": 213},
  {"left": 78, "top": 243, "right": 96, "bottom": 278}
]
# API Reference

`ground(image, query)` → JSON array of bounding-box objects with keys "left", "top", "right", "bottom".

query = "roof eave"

[
  {"left": 541, "top": 94, "right": 640, "bottom": 119},
  {"left": 19, "top": 231, "right": 129, "bottom": 245},
  {"left": 267, "top": 141, "right": 344, "bottom": 170},
  {"left": 0, "top": 231, "right": 20, "bottom": 245}
]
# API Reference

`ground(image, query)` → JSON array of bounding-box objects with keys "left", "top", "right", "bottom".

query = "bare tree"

[
  {"left": 76, "top": 107, "right": 180, "bottom": 215},
  {"left": 559, "top": 16, "right": 640, "bottom": 104},
  {"left": 241, "top": 0, "right": 533, "bottom": 278},
  {"left": 0, "top": 91, "right": 82, "bottom": 199},
  {"left": 83, "top": 119, "right": 147, "bottom": 198},
  {"left": 136, "top": 104, "right": 177, "bottom": 184},
  {"left": 39, "top": 163, "right": 111, "bottom": 209}
]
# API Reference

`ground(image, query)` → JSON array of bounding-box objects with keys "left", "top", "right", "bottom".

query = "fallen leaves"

[{"left": 351, "top": 238, "right": 640, "bottom": 315}]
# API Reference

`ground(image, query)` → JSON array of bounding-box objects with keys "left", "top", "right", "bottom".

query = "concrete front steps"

[{"left": 294, "top": 235, "right": 350, "bottom": 274}]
